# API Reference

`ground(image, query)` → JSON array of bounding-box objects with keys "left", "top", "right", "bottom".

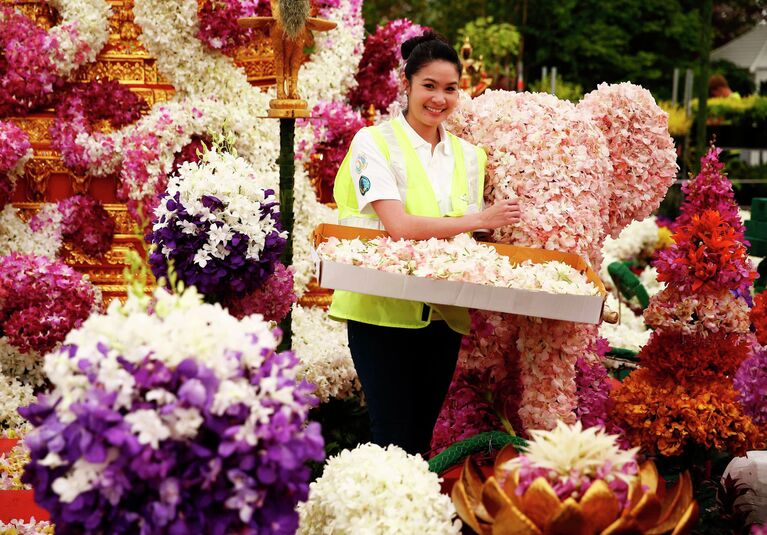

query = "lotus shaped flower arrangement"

[{"left": 452, "top": 422, "right": 699, "bottom": 534}]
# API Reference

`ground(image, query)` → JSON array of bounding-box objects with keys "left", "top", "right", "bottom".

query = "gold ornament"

[{"left": 238, "top": 0, "right": 336, "bottom": 118}]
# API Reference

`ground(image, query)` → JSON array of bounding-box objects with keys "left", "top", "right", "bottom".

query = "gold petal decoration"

[
  {"left": 464, "top": 456, "right": 488, "bottom": 504},
  {"left": 452, "top": 477, "right": 484, "bottom": 534},
  {"left": 482, "top": 476, "right": 514, "bottom": 518},
  {"left": 601, "top": 516, "right": 643, "bottom": 535},
  {"left": 544, "top": 498, "right": 589, "bottom": 535},
  {"left": 648, "top": 472, "right": 694, "bottom": 534},
  {"left": 580, "top": 479, "right": 621, "bottom": 533},
  {"left": 630, "top": 493, "right": 662, "bottom": 532},
  {"left": 639, "top": 461, "right": 662, "bottom": 498},
  {"left": 492, "top": 503, "right": 543, "bottom": 535},
  {"left": 521, "top": 477, "right": 563, "bottom": 529},
  {"left": 670, "top": 501, "right": 699, "bottom": 535}
]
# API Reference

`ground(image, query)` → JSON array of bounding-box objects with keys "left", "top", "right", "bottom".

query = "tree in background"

[
  {"left": 713, "top": 0, "right": 767, "bottom": 47},
  {"left": 362, "top": 0, "right": 765, "bottom": 99},
  {"left": 454, "top": 17, "right": 520, "bottom": 81}
]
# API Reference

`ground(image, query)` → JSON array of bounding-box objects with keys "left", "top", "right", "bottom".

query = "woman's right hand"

[{"left": 478, "top": 198, "right": 521, "bottom": 230}]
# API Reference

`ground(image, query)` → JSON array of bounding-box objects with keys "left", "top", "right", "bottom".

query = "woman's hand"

[
  {"left": 478, "top": 199, "right": 521, "bottom": 230},
  {"left": 370, "top": 198, "right": 521, "bottom": 241}
]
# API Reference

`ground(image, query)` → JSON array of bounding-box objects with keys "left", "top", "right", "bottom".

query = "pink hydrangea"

[
  {"left": 444, "top": 85, "right": 677, "bottom": 433},
  {"left": 0, "top": 120, "right": 32, "bottom": 210},
  {"left": 0, "top": 253, "right": 97, "bottom": 353},
  {"left": 577, "top": 82, "right": 678, "bottom": 237}
]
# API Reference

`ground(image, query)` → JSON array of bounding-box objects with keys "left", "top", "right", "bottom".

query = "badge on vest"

[
  {"left": 354, "top": 154, "right": 368, "bottom": 174},
  {"left": 359, "top": 175, "right": 371, "bottom": 196}
]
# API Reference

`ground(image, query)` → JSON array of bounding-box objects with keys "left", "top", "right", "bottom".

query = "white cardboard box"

[{"left": 313, "top": 224, "right": 607, "bottom": 324}]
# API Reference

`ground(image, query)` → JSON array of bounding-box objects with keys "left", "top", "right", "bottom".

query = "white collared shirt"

[{"left": 348, "top": 113, "right": 458, "bottom": 216}]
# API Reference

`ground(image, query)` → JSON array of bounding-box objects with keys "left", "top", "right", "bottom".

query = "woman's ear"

[{"left": 400, "top": 72, "right": 409, "bottom": 93}]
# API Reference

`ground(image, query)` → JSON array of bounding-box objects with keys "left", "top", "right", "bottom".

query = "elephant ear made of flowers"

[{"left": 577, "top": 82, "right": 678, "bottom": 240}]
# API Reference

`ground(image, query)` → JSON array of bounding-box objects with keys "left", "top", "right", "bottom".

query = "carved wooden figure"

[{"left": 239, "top": 0, "right": 336, "bottom": 117}]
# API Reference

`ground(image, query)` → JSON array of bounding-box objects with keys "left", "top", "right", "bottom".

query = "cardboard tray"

[{"left": 312, "top": 224, "right": 607, "bottom": 324}]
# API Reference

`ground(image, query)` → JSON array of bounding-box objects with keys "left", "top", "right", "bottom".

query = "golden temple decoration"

[
  {"left": 459, "top": 36, "right": 493, "bottom": 98},
  {"left": 5, "top": 0, "right": 331, "bottom": 305}
]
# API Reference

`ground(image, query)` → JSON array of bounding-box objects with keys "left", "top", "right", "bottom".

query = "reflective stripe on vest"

[{"left": 329, "top": 120, "right": 486, "bottom": 334}]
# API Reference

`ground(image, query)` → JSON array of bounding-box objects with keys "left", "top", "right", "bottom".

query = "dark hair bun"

[{"left": 400, "top": 31, "right": 447, "bottom": 61}]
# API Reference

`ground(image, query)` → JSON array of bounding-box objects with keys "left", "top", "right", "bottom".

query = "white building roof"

[{"left": 711, "top": 23, "right": 767, "bottom": 73}]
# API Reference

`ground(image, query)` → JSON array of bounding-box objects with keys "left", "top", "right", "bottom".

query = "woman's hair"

[{"left": 401, "top": 31, "right": 461, "bottom": 81}]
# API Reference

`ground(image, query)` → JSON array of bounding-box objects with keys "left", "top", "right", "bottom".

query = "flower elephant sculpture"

[{"left": 434, "top": 83, "right": 678, "bottom": 441}]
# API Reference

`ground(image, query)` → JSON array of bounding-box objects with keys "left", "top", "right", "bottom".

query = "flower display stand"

[
  {"left": 0, "top": 491, "right": 49, "bottom": 523},
  {"left": 745, "top": 198, "right": 767, "bottom": 292},
  {"left": 0, "top": 439, "right": 49, "bottom": 522}
]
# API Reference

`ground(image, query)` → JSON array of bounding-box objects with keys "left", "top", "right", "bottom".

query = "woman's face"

[{"left": 404, "top": 60, "right": 460, "bottom": 130}]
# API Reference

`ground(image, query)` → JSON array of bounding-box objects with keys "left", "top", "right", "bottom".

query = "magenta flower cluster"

[
  {"left": 20, "top": 348, "right": 324, "bottom": 534},
  {"left": 672, "top": 147, "right": 745, "bottom": 236},
  {"left": 430, "top": 365, "right": 504, "bottom": 455},
  {"left": 0, "top": 120, "right": 32, "bottom": 209},
  {"left": 301, "top": 101, "right": 366, "bottom": 199},
  {"left": 57, "top": 194, "right": 116, "bottom": 257},
  {"left": 575, "top": 355, "right": 612, "bottom": 429},
  {"left": 51, "top": 80, "right": 148, "bottom": 176},
  {"left": 0, "top": 7, "right": 64, "bottom": 118},
  {"left": 225, "top": 262, "right": 297, "bottom": 322},
  {"left": 0, "top": 253, "right": 96, "bottom": 354},
  {"left": 734, "top": 349, "right": 767, "bottom": 427},
  {"left": 348, "top": 19, "right": 424, "bottom": 113},
  {"left": 197, "top": 0, "right": 270, "bottom": 54}
]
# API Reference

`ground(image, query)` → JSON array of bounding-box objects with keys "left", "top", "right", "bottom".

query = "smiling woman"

[{"left": 328, "top": 31, "right": 522, "bottom": 457}]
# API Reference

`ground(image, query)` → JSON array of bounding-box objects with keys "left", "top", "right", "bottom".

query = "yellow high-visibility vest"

[{"left": 329, "top": 119, "right": 486, "bottom": 334}]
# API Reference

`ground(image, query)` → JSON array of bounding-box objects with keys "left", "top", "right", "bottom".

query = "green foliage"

[
  {"left": 527, "top": 74, "right": 583, "bottom": 102},
  {"left": 525, "top": 0, "right": 702, "bottom": 98},
  {"left": 455, "top": 17, "right": 520, "bottom": 77},
  {"left": 360, "top": 0, "right": 766, "bottom": 100}
]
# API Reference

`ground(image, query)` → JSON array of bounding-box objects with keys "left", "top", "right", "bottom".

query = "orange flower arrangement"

[
  {"left": 610, "top": 149, "right": 762, "bottom": 459},
  {"left": 609, "top": 368, "right": 763, "bottom": 457}
]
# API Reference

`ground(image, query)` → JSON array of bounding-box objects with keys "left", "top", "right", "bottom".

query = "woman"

[{"left": 329, "top": 32, "right": 521, "bottom": 456}]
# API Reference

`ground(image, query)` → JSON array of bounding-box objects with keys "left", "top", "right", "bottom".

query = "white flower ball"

[{"left": 297, "top": 443, "right": 461, "bottom": 535}]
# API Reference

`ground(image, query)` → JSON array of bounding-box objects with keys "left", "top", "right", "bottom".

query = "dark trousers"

[{"left": 347, "top": 319, "right": 461, "bottom": 456}]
